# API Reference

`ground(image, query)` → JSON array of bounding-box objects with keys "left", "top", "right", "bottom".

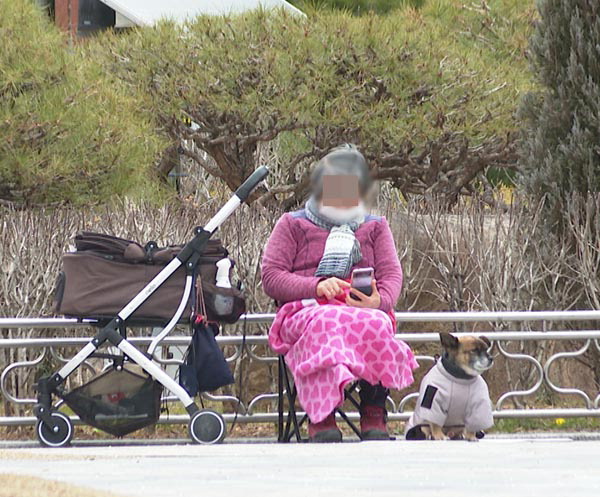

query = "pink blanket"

[{"left": 269, "top": 298, "right": 418, "bottom": 423}]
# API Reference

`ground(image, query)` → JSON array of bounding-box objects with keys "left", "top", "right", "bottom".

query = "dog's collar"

[{"left": 441, "top": 354, "right": 475, "bottom": 380}]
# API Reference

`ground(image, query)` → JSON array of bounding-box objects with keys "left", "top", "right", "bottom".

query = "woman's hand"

[
  {"left": 316, "top": 277, "right": 351, "bottom": 300},
  {"left": 346, "top": 279, "right": 381, "bottom": 309}
]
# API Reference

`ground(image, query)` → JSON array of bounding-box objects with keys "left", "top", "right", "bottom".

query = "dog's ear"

[
  {"left": 479, "top": 335, "right": 492, "bottom": 348},
  {"left": 439, "top": 332, "right": 459, "bottom": 350}
]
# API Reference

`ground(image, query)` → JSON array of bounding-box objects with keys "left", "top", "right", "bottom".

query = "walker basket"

[{"left": 61, "top": 365, "right": 163, "bottom": 437}]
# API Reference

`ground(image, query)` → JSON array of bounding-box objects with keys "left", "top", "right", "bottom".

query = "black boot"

[{"left": 359, "top": 380, "right": 390, "bottom": 441}]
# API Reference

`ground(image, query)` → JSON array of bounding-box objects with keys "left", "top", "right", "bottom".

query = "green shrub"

[
  {"left": 518, "top": 0, "right": 600, "bottom": 231},
  {"left": 0, "top": 0, "right": 165, "bottom": 205},
  {"left": 291, "top": 0, "right": 424, "bottom": 15},
  {"left": 96, "top": 1, "right": 534, "bottom": 207}
]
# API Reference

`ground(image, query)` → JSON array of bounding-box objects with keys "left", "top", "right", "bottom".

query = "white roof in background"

[{"left": 101, "top": 0, "right": 303, "bottom": 26}]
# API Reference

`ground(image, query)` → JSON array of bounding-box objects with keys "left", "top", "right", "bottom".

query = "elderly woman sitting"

[{"left": 262, "top": 145, "right": 417, "bottom": 443}]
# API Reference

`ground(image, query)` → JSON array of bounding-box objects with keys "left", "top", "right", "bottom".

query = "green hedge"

[
  {"left": 0, "top": 0, "right": 165, "bottom": 205},
  {"left": 518, "top": 0, "right": 600, "bottom": 231},
  {"left": 95, "top": 0, "right": 534, "bottom": 205},
  {"left": 291, "top": 0, "right": 425, "bottom": 15},
  {"left": 1, "top": 0, "right": 535, "bottom": 205}
]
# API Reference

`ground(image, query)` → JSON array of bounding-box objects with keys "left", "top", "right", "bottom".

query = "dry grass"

[
  {"left": 2, "top": 194, "right": 600, "bottom": 420},
  {"left": 0, "top": 474, "right": 125, "bottom": 497}
]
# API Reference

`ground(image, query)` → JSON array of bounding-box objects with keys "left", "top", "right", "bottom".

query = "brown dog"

[{"left": 405, "top": 332, "right": 494, "bottom": 441}]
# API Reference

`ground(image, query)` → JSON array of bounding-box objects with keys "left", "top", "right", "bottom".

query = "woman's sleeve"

[
  {"left": 373, "top": 217, "right": 403, "bottom": 313},
  {"left": 261, "top": 214, "right": 322, "bottom": 303}
]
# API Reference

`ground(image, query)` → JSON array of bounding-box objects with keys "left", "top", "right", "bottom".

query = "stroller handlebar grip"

[
  {"left": 202, "top": 166, "right": 270, "bottom": 233},
  {"left": 234, "top": 166, "right": 269, "bottom": 202}
]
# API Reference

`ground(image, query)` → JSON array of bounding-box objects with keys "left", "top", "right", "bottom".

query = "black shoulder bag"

[{"left": 178, "top": 320, "right": 234, "bottom": 396}]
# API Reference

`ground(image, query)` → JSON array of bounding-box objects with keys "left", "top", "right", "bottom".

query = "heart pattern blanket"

[{"left": 269, "top": 298, "right": 418, "bottom": 423}]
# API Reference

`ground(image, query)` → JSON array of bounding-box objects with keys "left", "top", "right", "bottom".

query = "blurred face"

[{"left": 321, "top": 175, "right": 360, "bottom": 209}]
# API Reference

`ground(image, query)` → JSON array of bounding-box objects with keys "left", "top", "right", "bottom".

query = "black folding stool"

[{"left": 277, "top": 355, "right": 364, "bottom": 442}]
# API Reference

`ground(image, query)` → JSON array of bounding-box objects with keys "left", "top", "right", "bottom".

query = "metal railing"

[{"left": 1, "top": 311, "right": 600, "bottom": 430}]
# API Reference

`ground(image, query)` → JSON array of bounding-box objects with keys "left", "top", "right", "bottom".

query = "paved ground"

[{"left": 1, "top": 437, "right": 599, "bottom": 497}]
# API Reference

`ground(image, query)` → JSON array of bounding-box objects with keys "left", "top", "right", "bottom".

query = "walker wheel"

[
  {"left": 36, "top": 411, "right": 73, "bottom": 448},
  {"left": 189, "top": 409, "right": 226, "bottom": 445}
]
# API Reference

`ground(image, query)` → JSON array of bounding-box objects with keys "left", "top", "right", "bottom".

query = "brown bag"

[{"left": 54, "top": 232, "right": 244, "bottom": 323}]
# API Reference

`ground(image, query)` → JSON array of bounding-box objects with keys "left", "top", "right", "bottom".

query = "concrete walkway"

[{"left": 1, "top": 438, "right": 599, "bottom": 497}]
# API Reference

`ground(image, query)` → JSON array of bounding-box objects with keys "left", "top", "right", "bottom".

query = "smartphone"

[{"left": 350, "top": 267, "right": 374, "bottom": 300}]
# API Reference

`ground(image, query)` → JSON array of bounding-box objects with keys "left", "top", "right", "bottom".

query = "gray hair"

[{"left": 310, "top": 144, "right": 372, "bottom": 198}]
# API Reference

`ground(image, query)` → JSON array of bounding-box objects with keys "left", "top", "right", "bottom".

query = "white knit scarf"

[{"left": 305, "top": 197, "right": 364, "bottom": 279}]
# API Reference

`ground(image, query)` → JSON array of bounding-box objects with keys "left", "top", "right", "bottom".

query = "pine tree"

[{"left": 519, "top": 0, "right": 600, "bottom": 231}]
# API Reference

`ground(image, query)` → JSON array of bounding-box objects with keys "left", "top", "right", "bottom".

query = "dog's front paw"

[
  {"left": 464, "top": 431, "right": 479, "bottom": 442},
  {"left": 422, "top": 424, "right": 450, "bottom": 440}
]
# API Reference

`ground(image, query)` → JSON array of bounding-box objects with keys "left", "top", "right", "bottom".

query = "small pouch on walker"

[
  {"left": 196, "top": 255, "right": 246, "bottom": 323},
  {"left": 198, "top": 279, "right": 246, "bottom": 324}
]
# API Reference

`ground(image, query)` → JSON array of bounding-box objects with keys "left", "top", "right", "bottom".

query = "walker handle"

[
  {"left": 202, "top": 166, "right": 270, "bottom": 233},
  {"left": 234, "top": 166, "right": 269, "bottom": 203}
]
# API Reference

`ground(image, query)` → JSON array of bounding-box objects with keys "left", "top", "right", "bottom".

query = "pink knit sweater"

[{"left": 261, "top": 209, "right": 403, "bottom": 312}]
